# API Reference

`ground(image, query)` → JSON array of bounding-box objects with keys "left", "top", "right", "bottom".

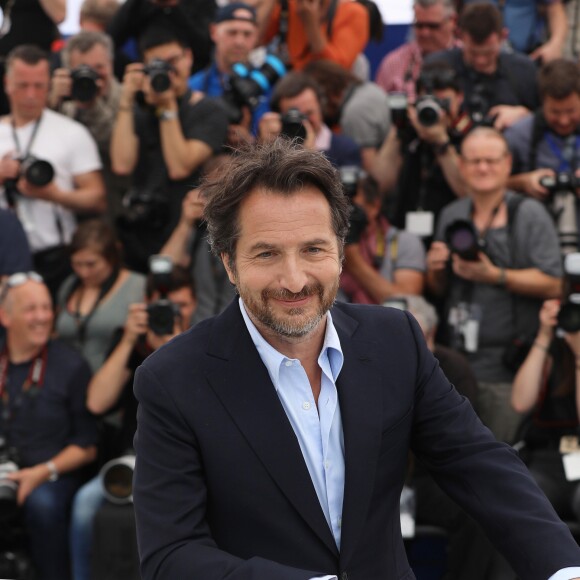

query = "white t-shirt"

[{"left": 0, "top": 108, "right": 102, "bottom": 252}]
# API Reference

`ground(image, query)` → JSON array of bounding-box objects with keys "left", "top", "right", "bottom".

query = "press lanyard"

[
  {"left": 544, "top": 132, "right": 580, "bottom": 173},
  {"left": 11, "top": 114, "right": 43, "bottom": 159},
  {"left": 0, "top": 344, "right": 48, "bottom": 423}
]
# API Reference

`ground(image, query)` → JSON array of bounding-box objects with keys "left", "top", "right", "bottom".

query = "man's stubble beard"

[{"left": 238, "top": 279, "right": 339, "bottom": 339}]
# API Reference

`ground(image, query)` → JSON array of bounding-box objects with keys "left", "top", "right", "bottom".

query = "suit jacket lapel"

[
  {"left": 331, "top": 307, "right": 384, "bottom": 569},
  {"left": 204, "top": 301, "right": 339, "bottom": 557}
]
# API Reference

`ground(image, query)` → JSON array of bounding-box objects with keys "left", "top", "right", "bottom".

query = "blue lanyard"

[{"left": 544, "top": 132, "right": 580, "bottom": 173}]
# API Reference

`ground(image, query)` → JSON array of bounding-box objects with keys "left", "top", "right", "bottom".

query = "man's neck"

[
  {"left": 215, "top": 54, "right": 233, "bottom": 76},
  {"left": 7, "top": 337, "right": 44, "bottom": 364},
  {"left": 11, "top": 110, "right": 42, "bottom": 128},
  {"left": 472, "top": 189, "right": 505, "bottom": 213}
]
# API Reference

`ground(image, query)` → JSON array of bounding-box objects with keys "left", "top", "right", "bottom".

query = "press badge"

[
  {"left": 405, "top": 211, "right": 434, "bottom": 237},
  {"left": 448, "top": 303, "right": 482, "bottom": 353},
  {"left": 562, "top": 451, "right": 580, "bottom": 481}
]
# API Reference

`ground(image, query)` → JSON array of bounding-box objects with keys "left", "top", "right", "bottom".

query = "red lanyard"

[{"left": 0, "top": 344, "right": 48, "bottom": 411}]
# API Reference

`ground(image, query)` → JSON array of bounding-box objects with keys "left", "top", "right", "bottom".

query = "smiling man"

[{"left": 133, "top": 139, "right": 580, "bottom": 580}]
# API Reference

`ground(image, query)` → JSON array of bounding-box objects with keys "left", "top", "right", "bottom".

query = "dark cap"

[{"left": 213, "top": 2, "right": 257, "bottom": 24}]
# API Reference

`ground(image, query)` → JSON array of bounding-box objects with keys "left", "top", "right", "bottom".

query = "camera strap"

[
  {"left": 11, "top": 114, "right": 42, "bottom": 160},
  {"left": 69, "top": 268, "right": 120, "bottom": 345},
  {"left": 544, "top": 132, "right": 580, "bottom": 173},
  {"left": 0, "top": 344, "right": 48, "bottom": 423}
]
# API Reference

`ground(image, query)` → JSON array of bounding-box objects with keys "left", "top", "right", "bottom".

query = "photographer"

[
  {"left": 511, "top": 287, "right": 580, "bottom": 526},
  {"left": 259, "top": 72, "right": 361, "bottom": 168},
  {"left": 69, "top": 263, "right": 196, "bottom": 580},
  {"left": 188, "top": 3, "right": 269, "bottom": 147},
  {"left": 0, "top": 45, "right": 106, "bottom": 298},
  {"left": 50, "top": 31, "right": 130, "bottom": 223},
  {"left": 426, "top": 2, "right": 540, "bottom": 131},
  {"left": 0, "top": 273, "right": 98, "bottom": 580},
  {"left": 373, "top": 62, "right": 468, "bottom": 243},
  {"left": 110, "top": 27, "right": 228, "bottom": 273},
  {"left": 339, "top": 175, "right": 426, "bottom": 305},
  {"left": 426, "top": 126, "right": 562, "bottom": 443}
]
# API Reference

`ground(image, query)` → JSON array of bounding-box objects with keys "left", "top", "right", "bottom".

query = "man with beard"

[{"left": 132, "top": 139, "right": 580, "bottom": 580}]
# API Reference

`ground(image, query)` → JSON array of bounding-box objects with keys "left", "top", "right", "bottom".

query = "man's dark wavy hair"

[{"left": 202, "top": 139, "right": 350, "bottom": 266}]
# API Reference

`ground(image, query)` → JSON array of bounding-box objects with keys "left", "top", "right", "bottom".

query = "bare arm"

[
  {"left": 38, "top": 0, "right": 66, "bottom": 24},
  {"left": 530, "top": 1, "right": 568, "bottom": 62},
  {"left": 368, "top": 128, "right": 401, "bottom": 195},
  {"left": 343, "top": 244, "right": 424, "bottom": 303},
  {"left": 435, "top": 144, "right": 468, "bottom": 198}
]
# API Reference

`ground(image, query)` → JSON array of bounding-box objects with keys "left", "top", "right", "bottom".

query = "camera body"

[
  {"left": 415, "top": 95, "right": 450, "bottom": 127},
  {"left": 444, "top": 219, "right": 485, "bottom": 261},
  {"left": 386, "top": 92, "right": 408, "bottom": 132},
  {"left": 147, "top": 255, "right": 180, "bottom": 335},
  {"left": 466, "top": 82, "right": 495, "bottom": 127},
  {"left": 144, "top": 59, "right": 173, "bottom": 93},
  {"left": 119, "top": 188, "right": 169, "bottom": 230},
  {"left": 0, "top": 438, "right": 19, "bottom": 523},
  {"left": 558, "top": 253, "right": 580, "bottom": 333},
  {"left": 4, "top": 155, "right": 55, "bottom": 206},
  {"left": 279, "top": 108, "right": 308, "bottom": 143},
  {"left": 70, "top": 65, "right": 100, "bottom": 103},
  {"left": 220, "top": 54, "right": 285, "bottom": 125},
  {"left": 539, "top": 172, "right": 580, "bottom": 195}
]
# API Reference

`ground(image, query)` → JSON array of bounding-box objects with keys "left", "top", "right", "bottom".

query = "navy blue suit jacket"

[{"left": 133, "top": 300, "right": 580, "bottom": 579}]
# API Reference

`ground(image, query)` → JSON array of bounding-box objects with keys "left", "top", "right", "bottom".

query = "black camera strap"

[
  {"left": 0, "top": 344, "right": 48, "bottom": 423},
  {"left": 11, "top": 114, "right": 42, "bottom": 160},
  {"left": 68, "top": 268, "right": 121, "bottom": 345}
]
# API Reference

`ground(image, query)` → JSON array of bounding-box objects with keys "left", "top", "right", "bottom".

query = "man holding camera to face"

[
  {"left": 426, "top": 127, "right": 562, "bottom": 444},
  {"left": 69, "top": 261, "right": 196, "bottom": 580},
  {"left": 110, "top": 27, "right": 228, "bottom": 274},
  {"left": 0, "top": 45, "right": 106, "bottom": 298},
  {"left": 49, "top": 31, "right": 130, "bottom": 223}
]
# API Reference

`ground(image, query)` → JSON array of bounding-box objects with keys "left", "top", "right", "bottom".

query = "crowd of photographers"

[{"left": 0, "top": 0, "right": 580, "bottom": 577}]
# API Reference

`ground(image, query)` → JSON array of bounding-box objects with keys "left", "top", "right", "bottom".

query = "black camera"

[
  {"left": 444, "top": 219, "right": 484, "bottom": 261},
  {"left": 0, "top": 438, "right": 19, "bottom": 523},
  {"left": 415, "top": 95, "right": 450, "bottom": 127},
  {"left": 219, "top": 54, "right": 285, "bottom": 124},
  {"left": 4, "top": 155, "right": 55, "bottom": 206},
  {"left": 70, "top": 65, "right": 100, "bottom": 103},
  {"left": 339, "top": 165, "right": 361, "bottom": 199},
  {"left": 466, "top": 82, "right": 495, "bottom": 127},
  {"left": 119, "top": 188, "right": 169, "bottom": 229},
  {"left": 386, "top": 92, "right": 408, "bottom": 132},
  {"left": 539, "top": 172, "right": 580, "bottom": 194},
  {"left": 280, "top": 108, "right": 307, "bottom": 143},
  {"left": 144, "top": 59, "right": 173, "bottom": 93},
  {"left": 558, "top": 253, "right": 580, "bottom": 333},
  {"left": 147, "top": 255, "right": 180, "bottom": 335}
]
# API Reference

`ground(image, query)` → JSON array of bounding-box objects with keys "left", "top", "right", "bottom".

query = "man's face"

[
  {"left": 459, "top": 133, "right": 512, "bottom": 196},
  {"left": 143, "top": 41, "right": 193, "bottom": 98},
  {"left": 418, "top": 87, "right": 463, "bottom": 122},
  {"left": 0, "top": 281, "right": 53, "bottom": 351},
  {"left": 167, "top": 286, "right": 196, "bottom": 330},
  {"left": 211, "top": 17, "right": 258, "bottom": 72},
  {"left": 69, "top": 43, "right": 113, "bottom": 97},
  {"left": 5, "top": 59, "right": 50, "bottom": 122},
  {"left": 413, "top": 3, "right": 455, "bottom": 56},
  {"left": 461, "top": 32, "right": 502, "bottom": 75},
  {"left": 543, "top": 93, "right": 580, "bottom": 137},
  {"left": 222, "top": 185, "right": 342, "bottom": 342},
  {"left": 278, "top": 88, "right": 323, "bottom": 135}
]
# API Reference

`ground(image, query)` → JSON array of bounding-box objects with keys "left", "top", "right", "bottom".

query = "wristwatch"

[
  {"left": 158, "top": 109, "right": 178, "bottom": 121},
  {"left": 45, "top": 460, "right": 59, "bottom": 482}
]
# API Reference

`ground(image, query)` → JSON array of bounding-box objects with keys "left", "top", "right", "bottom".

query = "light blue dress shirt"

[{"left": 239, "top": 299, "right": 580, "bottom": 580}]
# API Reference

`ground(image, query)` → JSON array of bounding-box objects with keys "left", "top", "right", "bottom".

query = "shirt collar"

[{"left": 238, "top": 298, "right": 344, "bottom": 389}]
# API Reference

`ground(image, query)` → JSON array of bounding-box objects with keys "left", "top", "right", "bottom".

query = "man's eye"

[
  {"left": 307, "top": 247, "right": 321, "bottom": 254},
  {"left": 257, "top": 251, "right": 273, "bottom": 259}
]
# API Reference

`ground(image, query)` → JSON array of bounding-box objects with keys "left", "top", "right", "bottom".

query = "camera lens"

[
  {"left": 21, "top": 158, "right": 54, "bottom": 187},
  {"left": 558, "top": 302, "right": 580, "bottom": 333},
  {"left": 445, "top": 219, "right": 481, "bottom": 261}
]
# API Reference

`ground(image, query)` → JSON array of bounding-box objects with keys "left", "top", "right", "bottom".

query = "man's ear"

[{"left": 221, "top": 253, "right": 237, "bottom": 285}]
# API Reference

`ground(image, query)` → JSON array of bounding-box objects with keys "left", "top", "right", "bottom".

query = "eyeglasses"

[
  {"left": 413, "top": 20, "right": 445, "bottom": 31},
  {"left": 0, "top": 271, "right": 44, "bottom": 304},
  {"left": 460, "top": 153, "right": 508, "bottom": 167}
]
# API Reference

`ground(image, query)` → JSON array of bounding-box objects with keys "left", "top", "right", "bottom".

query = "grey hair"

[
  {"left": 62, "top": 31, "right": 114, "bottom": 68},
  {"left": 414, "top": 0, "right": 456, "bottom": 16}
]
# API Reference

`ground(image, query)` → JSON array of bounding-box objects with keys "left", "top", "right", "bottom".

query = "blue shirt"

[
  {"left": 239, "top": 298, "right": 345, "bottom": 548},
  {"left": 189, "top": 63, "right": 270, "bottom": 135}
]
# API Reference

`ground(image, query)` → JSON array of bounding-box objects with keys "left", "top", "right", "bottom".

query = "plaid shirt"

[{"left": 375, "top": 38, "right": 461, "bottom": 102}]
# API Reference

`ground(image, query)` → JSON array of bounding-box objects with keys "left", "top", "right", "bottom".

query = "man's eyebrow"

[{"left": 248, "top": 242, "right": 277, "bottom": 253}]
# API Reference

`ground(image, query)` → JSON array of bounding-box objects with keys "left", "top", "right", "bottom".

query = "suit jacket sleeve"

[{"left": 132, "top": 364, "right": 326, "bottom": 580}]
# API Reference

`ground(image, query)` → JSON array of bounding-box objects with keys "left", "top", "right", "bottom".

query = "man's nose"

[{"left": 279, "top": 256, "right": 309, "bottom": 294}]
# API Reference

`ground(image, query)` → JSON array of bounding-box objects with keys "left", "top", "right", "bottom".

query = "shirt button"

[
  {"left": 302, "top": 401, "right": 311, "bottom": 410},
  {"left": 285, "top": 360, "right": 293, "bottom": 367},
  {"left": 324, "top": 460, "right": 330, "bottom": 469}
]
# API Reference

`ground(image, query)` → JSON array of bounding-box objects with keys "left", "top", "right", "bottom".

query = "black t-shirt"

[{"left": 118, "top": 91, "right": 228, "bottom": 273}]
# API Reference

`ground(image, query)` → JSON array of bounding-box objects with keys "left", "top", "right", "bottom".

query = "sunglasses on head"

[{"left": 0, "top": 271, "right": 44, "bottom": 304}]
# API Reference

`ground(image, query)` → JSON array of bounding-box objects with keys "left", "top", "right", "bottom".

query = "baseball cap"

[{"left": 213, "top": 2, "right": 257, "bottom": 24}]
